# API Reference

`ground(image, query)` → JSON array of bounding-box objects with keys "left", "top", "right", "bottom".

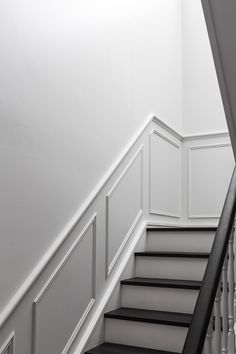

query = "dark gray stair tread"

[
  {"left": 135, "top": 251, "right": 210, "bottom": 258},
  {"left": 104, "top": 308, "right": 192, "bottom": 327},
  {"left": 146, "top": 227, "right": 217, "bottom": 232},
  {"left": 121, "top": 277, "right": 202, "bottom": 290},
  {"left": 86, "top": 343, "right": 179, "bottom": 354}
]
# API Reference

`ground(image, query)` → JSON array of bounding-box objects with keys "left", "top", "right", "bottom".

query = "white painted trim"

[
  {"left": 62, "top": 299, "right": 95, "bottom": 354},
  {"left": 0, "top": 332, "right": 15, "bottom": 354},
  {"left": 106, "top": 146, "right": 144, "bottom": 276},
  {"left": 149, "top": 210, "right": 181, "bottom": 219},
  {"left": 107, "top": 210, "right": 143, "bottom": 276},
  {"left": 152, "top": 115, "right": 229, "bottom": 142},
  {"left": 33, "top": 214, "right": 97, "bottom": 354},
  {"left": 152, "top": 115, "right": 183, "bottom": 141},
  {"left": 188, "top": 143, "right": 231, "bottom": 151},
  {"left": 149, "top": 130, "right": 181, "bottom": 219},
  {"left": 183, "top": 131, "right": 229, "bottom": 141},
  {"left": 151, "top": 130, "right": 181, "bottom": 149},
  {"left": 73, "top": 220, "right": 147, "bottom": 354},
  {"left": 187, "top": 143, "right": 231, "bottom": 219}
]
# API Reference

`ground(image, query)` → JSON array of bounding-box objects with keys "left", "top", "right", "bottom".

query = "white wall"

[
  {"left": 182, "top": 0, "right": 228, "bottom": 135},
  {"left": 0, "top": 0, "right": 182, "bottom": 312},
  {"left": 0, "top": 118, "right": 183, "bottom": 354}
]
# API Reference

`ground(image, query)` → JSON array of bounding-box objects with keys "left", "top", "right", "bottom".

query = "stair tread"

[
  {"left": 104, "top": 307, "right": 192, "bottom": 327},
  {"left": 121, "top": 277, "right": 202, "bottom": 289},
  {"left": 135, "top": 251, "right": 210, "bottom": 258},
  {"left": 146, "top": 226, "right": 217, "bottom": 232},
  {"left": 86, "top": 342, "right": 179, "bottom": 354}
]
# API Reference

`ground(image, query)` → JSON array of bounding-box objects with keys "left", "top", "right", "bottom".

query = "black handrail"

[{"left": 182, "top": 166, "right": 236, "bottom": 354}]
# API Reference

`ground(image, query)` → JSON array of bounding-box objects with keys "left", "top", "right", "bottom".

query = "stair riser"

[
  {"left": 105, "top": 318, "right": 188, "bottom": 352},
  {"left": 147, "top": 231, "right": 215, "bottom": 253},
  {"left": 135, "top": 257, "right": 208, "bottom": 280},
  {"left": 122, "top": 285, "right": 199, "bottom": 313}
]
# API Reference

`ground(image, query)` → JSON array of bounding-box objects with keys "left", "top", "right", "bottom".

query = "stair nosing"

[
  {"left": 104, "top": 307, "right": 192, "bottom": 328},
  {"left": 134, "top": 251, "right": 210, "bottom": 258},
  {"left": 86, "top": 342, "right": 180, "bottom": 354},
  {"left": 121, "top": 277, "right": 202, "bottom": 290},
  {"left": 146, "top": 227, "right": 217, "bottom": 232}
]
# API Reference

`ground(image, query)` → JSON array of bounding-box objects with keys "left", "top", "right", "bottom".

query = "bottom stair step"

[
  {"left": 105, "top": 308, "right": 190, "bottom": 352},
  {"left": 86, "top": 342, "right": 179, "bottom": 354}
]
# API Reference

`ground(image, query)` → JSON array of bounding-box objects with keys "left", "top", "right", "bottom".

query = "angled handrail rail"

[{"left": 182, "top": 166, "right": 236, "bottom": 354}]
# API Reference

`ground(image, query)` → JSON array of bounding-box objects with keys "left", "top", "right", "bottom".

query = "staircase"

[{"left": 85, "top": 227, "right": 217, "bottom": 354}]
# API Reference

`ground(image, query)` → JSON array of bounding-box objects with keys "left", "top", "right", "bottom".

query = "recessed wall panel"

[
  {"left": 106, "top": 147, "right": 143, "bottom": 275},
  {"left": 188, "top": 144, "right": 234, "bottom": 218},
  {"left": 149, "top": 131, "right": 181, "bottom": 218},
  {"left": 33, "top": 217, "right": 96, "bottom": 354}
]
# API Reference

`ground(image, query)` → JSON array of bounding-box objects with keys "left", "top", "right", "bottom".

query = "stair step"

[
  {"left": 121, "top": 277, "right": 202, "bottom": 290},
  {"left": 135, "top": 251, "right": 209, "bottom": 258},
  {"left": 146, "top": 228, "right": 215, "bottom": 253},
  {"left": 135, "top": 253, "right": 207, "bottom": 281},
  {"left": 146, "top": 226, "right": 217, "bottom": 232},
  {"left": 105, "top": 308, "right": 189, "bottom": 351},
  {"left": 122, "top": 278, "right": 199, "bottom": 313},
  {"left": 86, "top": 342, "right": 179, "bottom": 354},
  {"left": 104, "top": 308, "right": 192, "bottom": 327}
]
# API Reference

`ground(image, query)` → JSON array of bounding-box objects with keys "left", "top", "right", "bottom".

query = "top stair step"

[
  {"left": 147, "top": 226, "right": 217, "bottom": 232},
  {"left": 135, "top": 251, "right": 210, "bottom": 258},
  {"left": 85, "top": 342, "right": 179, "bottom": 354},
  {"left": 146, "top": 227, "right": 215, "bottom": 253},
  {"left": 146, "top": 227, "right": 217, "bottom": 232}
]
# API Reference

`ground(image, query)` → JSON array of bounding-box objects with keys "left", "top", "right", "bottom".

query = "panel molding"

[
  {"left": 152, "top": 115, "right": 183, "bottom": 141},
  {"left": 0, "top": 332, "right": 15, "bottom": 354},
  {"left": 106, "top": 146, "right": 144, "bottom": 276},
  {"left": 0, "top": 109, "right": 229, "bottom": 330},
  {"left": 33, "top": 214, "right": 97, "bottom": 354},
  {"left": 183, "top": 131, "right": 229, "bottom": 141},
  {"left": 149, "top": 129, "right": 181, "bottom": 218},
  {"left": 187, "top": 143, "right": 231, "bottom": 219}
]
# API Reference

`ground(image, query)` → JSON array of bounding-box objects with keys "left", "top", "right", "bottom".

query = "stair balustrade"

[{"left": 183, "top": 167, "right": 236, "bottom": 354}]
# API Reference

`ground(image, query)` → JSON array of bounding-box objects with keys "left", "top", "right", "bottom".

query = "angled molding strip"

[
  {"left": 33, "top": 214, "right": 97, "bottom": 354},
  {"left": 0, "top": 332, "right": 14, "bottom": 354},
  {"left": 106, "top": 145, "right": 144, "bottom": 276}
]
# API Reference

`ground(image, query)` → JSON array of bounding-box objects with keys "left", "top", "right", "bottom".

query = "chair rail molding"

[{"left": 183, "top": 131, "right": 229, "bottom": 141}]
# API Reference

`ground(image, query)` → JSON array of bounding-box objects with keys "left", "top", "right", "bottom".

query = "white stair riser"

[
  {"left": 135, "top": 257, "right": 208, "bottom": 281},
  {"left": 147, "top": 231, "right": 215, "bottom": 253},
  {"left": 122, "top": 285, "right": 199, "bottom": 313},
  {"left": 105, "top": 318, "right": 188, "bottom": 352}
]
